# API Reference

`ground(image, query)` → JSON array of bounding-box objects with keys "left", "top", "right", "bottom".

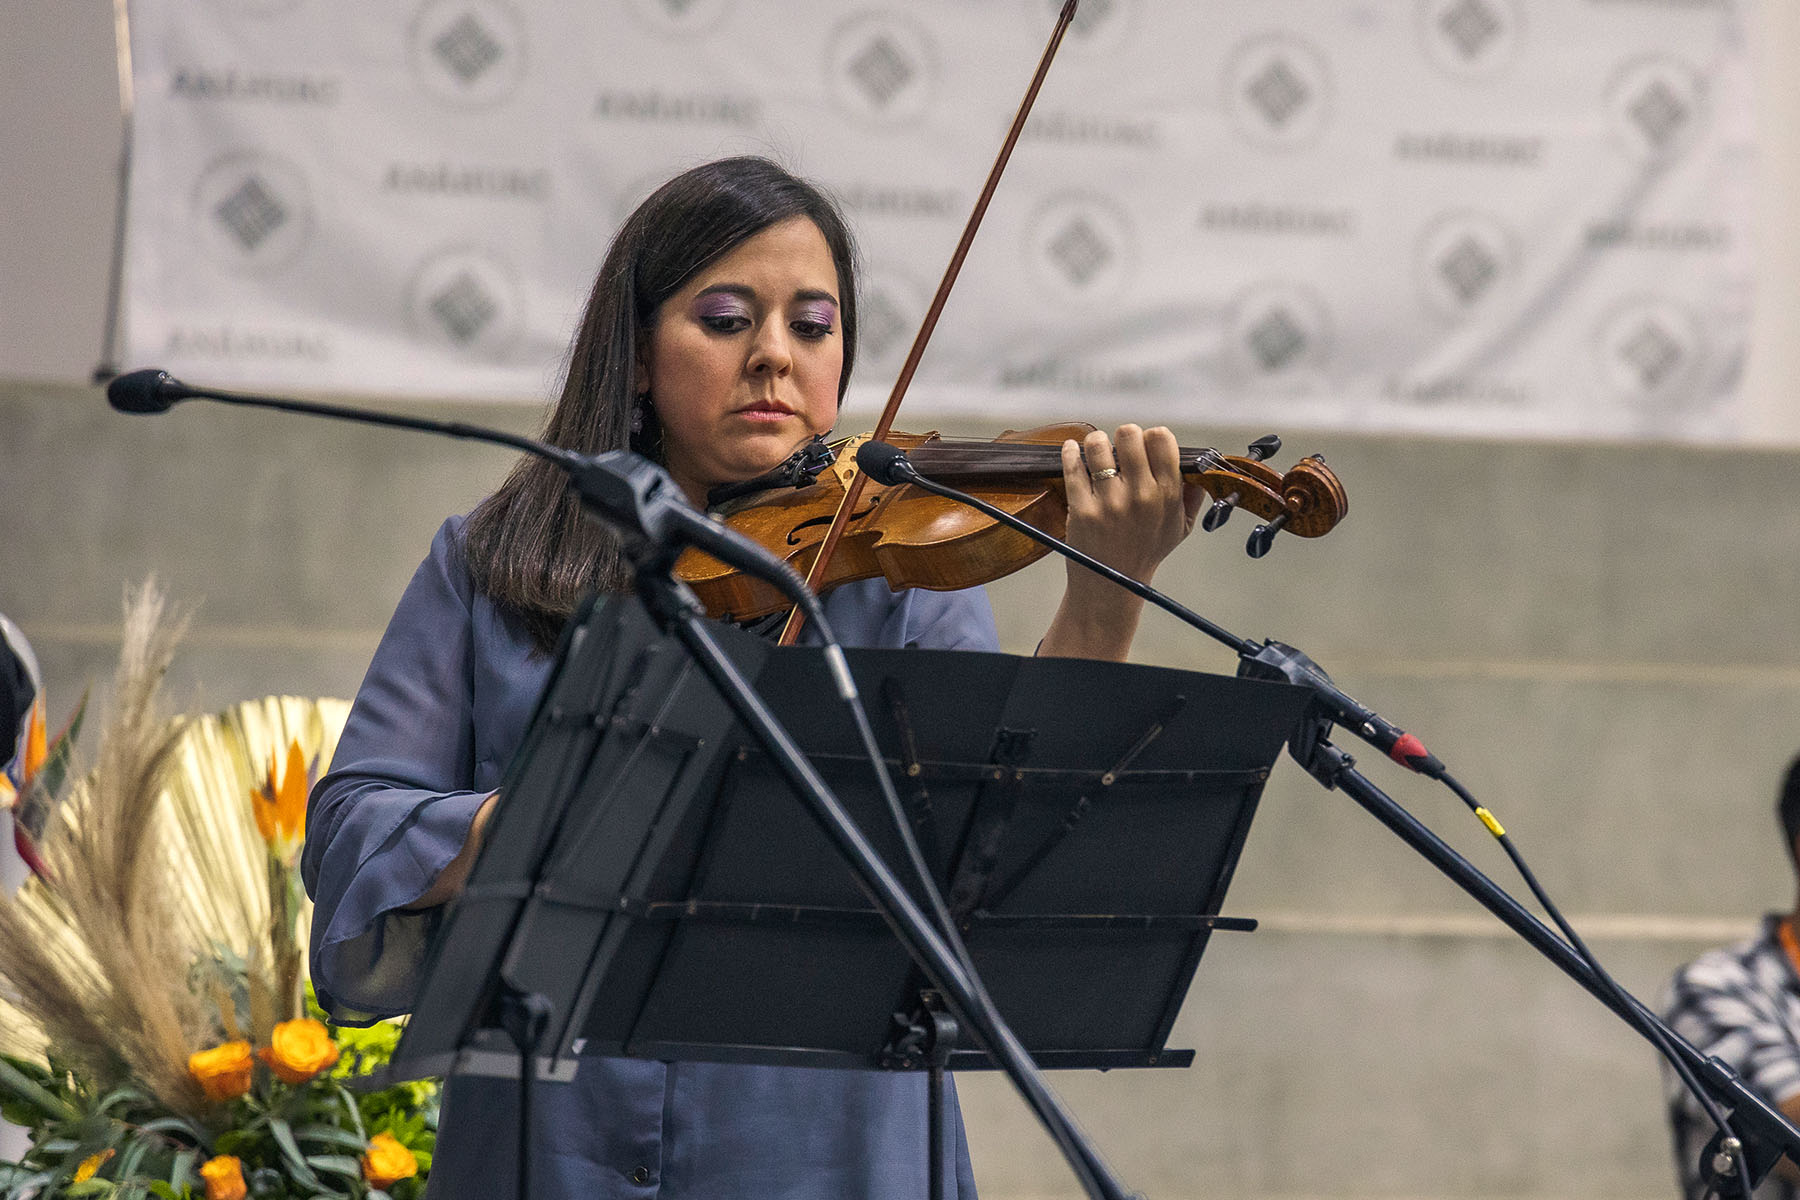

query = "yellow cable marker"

[{"left": 1475, "top": 807, "right": 1505, "bottom": 838}]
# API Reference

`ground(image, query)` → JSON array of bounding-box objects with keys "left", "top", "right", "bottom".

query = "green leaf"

[
  {"left": 303, "top": 1154, "right": 363, "bottom": 1179},
  {"left": 0, "top": 1058, "right": 79, "bottom": 1123},
  {"left": 268, "top": 1117, "right": 328, "bottom": 1193},
  {"left": 4, "top": 1169, "right": 53, "bottom": 1200},
  {"left": 331, "top": 1085, "right": 366, "bottom": 1141},
  {"left": 136, "top": 1116, "right": 207, "bottom": 1146},
  {"left": 115, "top": 1135, "right": 155, "bottom": 1186},
  {"left": 64, "top": 1180, "right": 115, "bottom": 1198},
  {"left": 293, "top": 1125, "right": 367, "bottom": 1153},
  {"left": 168, "top": 1148, "right": 196, "bottom": 1189},
  {"left": 94, "top": 1085, "right": 154, "bottom": 1118},
  {"left": 212, "top": 1129, "right": 250, "bottom": 1158},
  {"left": 30, "top": 690, "right": 88, "bottom": 803}
]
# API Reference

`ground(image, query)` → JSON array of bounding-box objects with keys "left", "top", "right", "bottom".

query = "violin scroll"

[{"left": 1195, "top": 437, "right": 1348, "bottom": 558}]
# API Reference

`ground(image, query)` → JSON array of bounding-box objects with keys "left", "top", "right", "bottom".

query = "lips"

[{"left": 734, "top": 400, "right": 794, "bottom": 416}]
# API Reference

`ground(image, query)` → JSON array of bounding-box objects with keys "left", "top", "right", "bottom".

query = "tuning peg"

[
  {"left": 1246, "top": 512, "right": 1289, "bottom": 558},
  {"left": 1247, "top": 434, "right": 1282, "bottom": 462},
  {"left": 1202, "top": 490, "right": 1240, "bottom": 532}
]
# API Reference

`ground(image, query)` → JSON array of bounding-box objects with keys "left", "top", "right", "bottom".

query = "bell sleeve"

[{"left": 301, "top": 519, "right": 492, "bottom": 1024}]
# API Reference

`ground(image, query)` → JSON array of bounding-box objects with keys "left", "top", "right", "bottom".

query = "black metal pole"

[{"left": 1303, "top": 737, "right": 1800, "bottom": 1178}]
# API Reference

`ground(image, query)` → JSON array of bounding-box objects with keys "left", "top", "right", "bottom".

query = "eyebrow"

[{"left": 694, "top": 283, "right": 840, "bottom": 308}]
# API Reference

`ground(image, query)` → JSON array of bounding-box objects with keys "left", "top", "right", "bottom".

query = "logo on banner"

[
  {"left": 406, "top": 247, "right": 524, "bottom": 358},
  {"left": 1418, "top": 0, "right": 1523, "bottom": 81},
  {"left": 1593, "top": 297, "right": 1705, "bottom": 407},
  {"left": 855, "top": 269, "right": 928, "bottom": 369},
  {"left": 626, "top": 0, "right": 732, "bottom": 37},
  {"left": 409, "top": 0, "right": 527, "bottom": 108},
  {"left": 1020, "top": 0, "right": 1139, "bottom": 54},
  {"left": 1024, "top": 194, "right": 1136, "bottom": 305},
  {"left": 170, "top": 68, "right": 340, "bottom": 104},
  {"left": 1606, "top": 56, "right": 1707, "bottom": 163},
  {"left": 165, "top": 324, "right": 331, "bottom": 363},
  {"left": 1225, "top": 34, "right": 1333, "bottom": 150},
  {"left": 1415, "top": 211, "right": 1518, "bottom": 320},
  {"left": 826, "top": 13, "right": 939, "bottom": 127},
  {"left": 1227, "top": 281, "right": 1332, "bottom": 377},
  {"left": 192, "top": 152, "right": 314, "bottom": 271}
]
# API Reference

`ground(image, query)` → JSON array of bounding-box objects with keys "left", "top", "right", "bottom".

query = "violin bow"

[{"left": 777, "top": 0, "right": 1080, "bottom": 646}]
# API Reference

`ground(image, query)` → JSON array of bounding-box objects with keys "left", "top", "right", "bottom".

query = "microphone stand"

[
  {"left": 108, "top": 370, "right": 1136, "bottom": 1200},
  {"left": 861, "top": 442, "right": 1800, "bottom": 1197}
]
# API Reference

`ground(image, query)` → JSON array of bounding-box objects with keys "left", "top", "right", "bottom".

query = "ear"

[{"left": 632, "top": 353, "right": 650, "bottom": 397}]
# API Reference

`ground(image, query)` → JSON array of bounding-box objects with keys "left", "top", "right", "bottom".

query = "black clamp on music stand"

[{"left": 365, "top": 592, "right": 1312, "bottom": 1197}]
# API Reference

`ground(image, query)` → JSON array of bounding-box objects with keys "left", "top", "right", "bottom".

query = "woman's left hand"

[{"left": 1036, "top": 424, "right": 1206, "bottom": 661}]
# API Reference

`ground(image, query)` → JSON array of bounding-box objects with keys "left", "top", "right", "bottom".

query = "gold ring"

[{"left": 1090, "top": 467, "right": 1120, "bottom": 481}]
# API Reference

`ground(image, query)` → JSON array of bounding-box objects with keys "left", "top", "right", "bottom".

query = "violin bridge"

[{"left": 829, "top": 434, "right": 872, "bottom": 490}]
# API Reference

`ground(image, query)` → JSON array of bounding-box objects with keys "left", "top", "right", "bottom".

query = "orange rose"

[
  {"left": 199, "top": 1155, "right": 247, "bottom": 1200},
  {"left": 361, "top": 1131, "right": 419, "bottom": 1188},
  {"left": 258, "top": 1017, "right": 340, "bottom": 1084},
  {"left": 187, "top": 1040, "right": 253, "bottom": 1102}
]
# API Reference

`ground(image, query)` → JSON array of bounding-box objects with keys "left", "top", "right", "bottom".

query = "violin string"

[{"left": 907, "top": 439, "right": 1229, "bottom": 475}]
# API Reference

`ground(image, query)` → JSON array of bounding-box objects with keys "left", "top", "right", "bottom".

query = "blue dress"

[{"left": 302, "top": 516, "right": 999, "bottom": 1199}]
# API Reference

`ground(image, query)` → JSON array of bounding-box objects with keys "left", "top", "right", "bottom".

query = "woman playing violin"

[{"left": 302, "top": 156, "right": 1203, "bottom": 1200}]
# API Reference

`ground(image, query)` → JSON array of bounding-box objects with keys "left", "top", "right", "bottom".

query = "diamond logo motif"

[
  {"left": 1439, "top": 0, "right": 1502, "bottom": 61},
  {"left": 659, "top": 0, "right": 699, "bottom": 13},
  {"left": 1245, "top": 58, "right": 1311, "bottom": 129},
  {"left": 1247, "top": 308, "right": 1307, "bottom": 372},
  {"left": 1047, "top": 217, "right": 1112, "bottom": 288},
  {"left": 433, "top": 12, "right": 505, "bottom": 85},
  {"left": 429, "top": 272, "right": 499, "bottom": 345},
  {"left": 847, "top": 35, "right": 915, "bottom": 109},
  {"left": 1437, "top": 236, "right": 1500, "bottom": 305},
  {"left": 213, "top": 176, "right": 289, "bottom": 252},
  {"left": 1618, "top": 321, "right": 1683, "bottom": 390},
  {"left": 1628, "top": 79, "right": 1689, "bottom": 150}
]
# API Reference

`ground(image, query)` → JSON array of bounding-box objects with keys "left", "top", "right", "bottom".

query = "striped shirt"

[{"left": 1663, "top": 917, "right": 1800, "bottom": 1200}]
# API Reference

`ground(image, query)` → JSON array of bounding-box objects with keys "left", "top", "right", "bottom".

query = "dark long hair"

[{"left": 463, "top": 157, "right": 860, "bottom": 652}]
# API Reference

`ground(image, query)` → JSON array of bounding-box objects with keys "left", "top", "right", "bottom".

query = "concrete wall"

[{"left": 8, "top": 3, "right": 1800, "bottom": 1198}]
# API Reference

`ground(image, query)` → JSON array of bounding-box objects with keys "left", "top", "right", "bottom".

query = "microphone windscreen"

[
  {"left": 854, "top": 440, "right": 912, "bottom": 485},
  {"left": 106, "top": 369, "right": 177, "bottom": 414}
]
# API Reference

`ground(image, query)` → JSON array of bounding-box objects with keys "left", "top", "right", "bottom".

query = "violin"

[{"left": 675, "top": 425, "right": 1348, "bottom": 622}]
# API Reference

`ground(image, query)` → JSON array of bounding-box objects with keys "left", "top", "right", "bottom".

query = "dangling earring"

[{"left": 631, "top": 392, "right": 649, "bottom": 436}]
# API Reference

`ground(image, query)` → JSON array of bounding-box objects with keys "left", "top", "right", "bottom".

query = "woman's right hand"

[{"left": 403, "top": 792, "right": 499, "bottom": 910}]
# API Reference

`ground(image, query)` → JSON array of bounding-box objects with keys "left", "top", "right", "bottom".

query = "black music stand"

[{"left": 369, "top": 591, "right": 1311, "bottom": 1191}]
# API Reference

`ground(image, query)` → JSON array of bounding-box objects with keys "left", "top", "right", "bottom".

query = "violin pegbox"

[{"left": 1194, "top": 434, "right": 1348, "bottom": 559}]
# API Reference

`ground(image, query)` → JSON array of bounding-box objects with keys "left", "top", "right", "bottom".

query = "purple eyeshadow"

[
  {"left": 694, "top": 294, "right": 749, "bottom": 320},
  {"left": 796, "top": 301, "right": 837, "bottom": 326}
]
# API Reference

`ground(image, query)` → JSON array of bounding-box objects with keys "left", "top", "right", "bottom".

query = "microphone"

[
  {"left": 854, "top": 440, "right": 1446, "bottom": 778},
  {"left": 103, "top": 369, "right": 842, "bottom": 677},
  {"left": 106, "top": 368, "right": 190, "bottom": 414},
  {"left": 853, "top": 439, "right": 912, "bottom": 486}
]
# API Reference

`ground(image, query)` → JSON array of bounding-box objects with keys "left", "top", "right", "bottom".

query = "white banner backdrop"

[{"left": 120, "top": 0, "right": 1756, "bottom": 441}]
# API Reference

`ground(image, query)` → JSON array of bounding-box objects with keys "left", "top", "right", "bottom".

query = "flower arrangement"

[{"left": 0, "top": 585, "right": 436, "bottom": 1198}]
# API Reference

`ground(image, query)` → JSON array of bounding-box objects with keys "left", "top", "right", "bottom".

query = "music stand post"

[{"left": 371, "top": 569, "right": 1312, "bottom": 1200}]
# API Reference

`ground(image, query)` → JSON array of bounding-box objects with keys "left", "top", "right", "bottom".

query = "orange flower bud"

[
  {"left": 73, "top": 1147, "right": 114, "bottom": 1182},
  {"left": 199, "top": 1155, "right": 248, "bottom": 1200},
  {"left": 258, "top": 1017, "right": 340, "bottom": 1084},
  {"left": 187, "top": 1040, "right": 254, "bottom": 1102},
  {"left": 361, "top": 1131, "right": 419, "bottom": 1188}
]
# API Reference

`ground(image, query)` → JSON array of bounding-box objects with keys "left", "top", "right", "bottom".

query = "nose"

[{"left": 746, "top": 320, "right": 793, "bottom": 377}]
